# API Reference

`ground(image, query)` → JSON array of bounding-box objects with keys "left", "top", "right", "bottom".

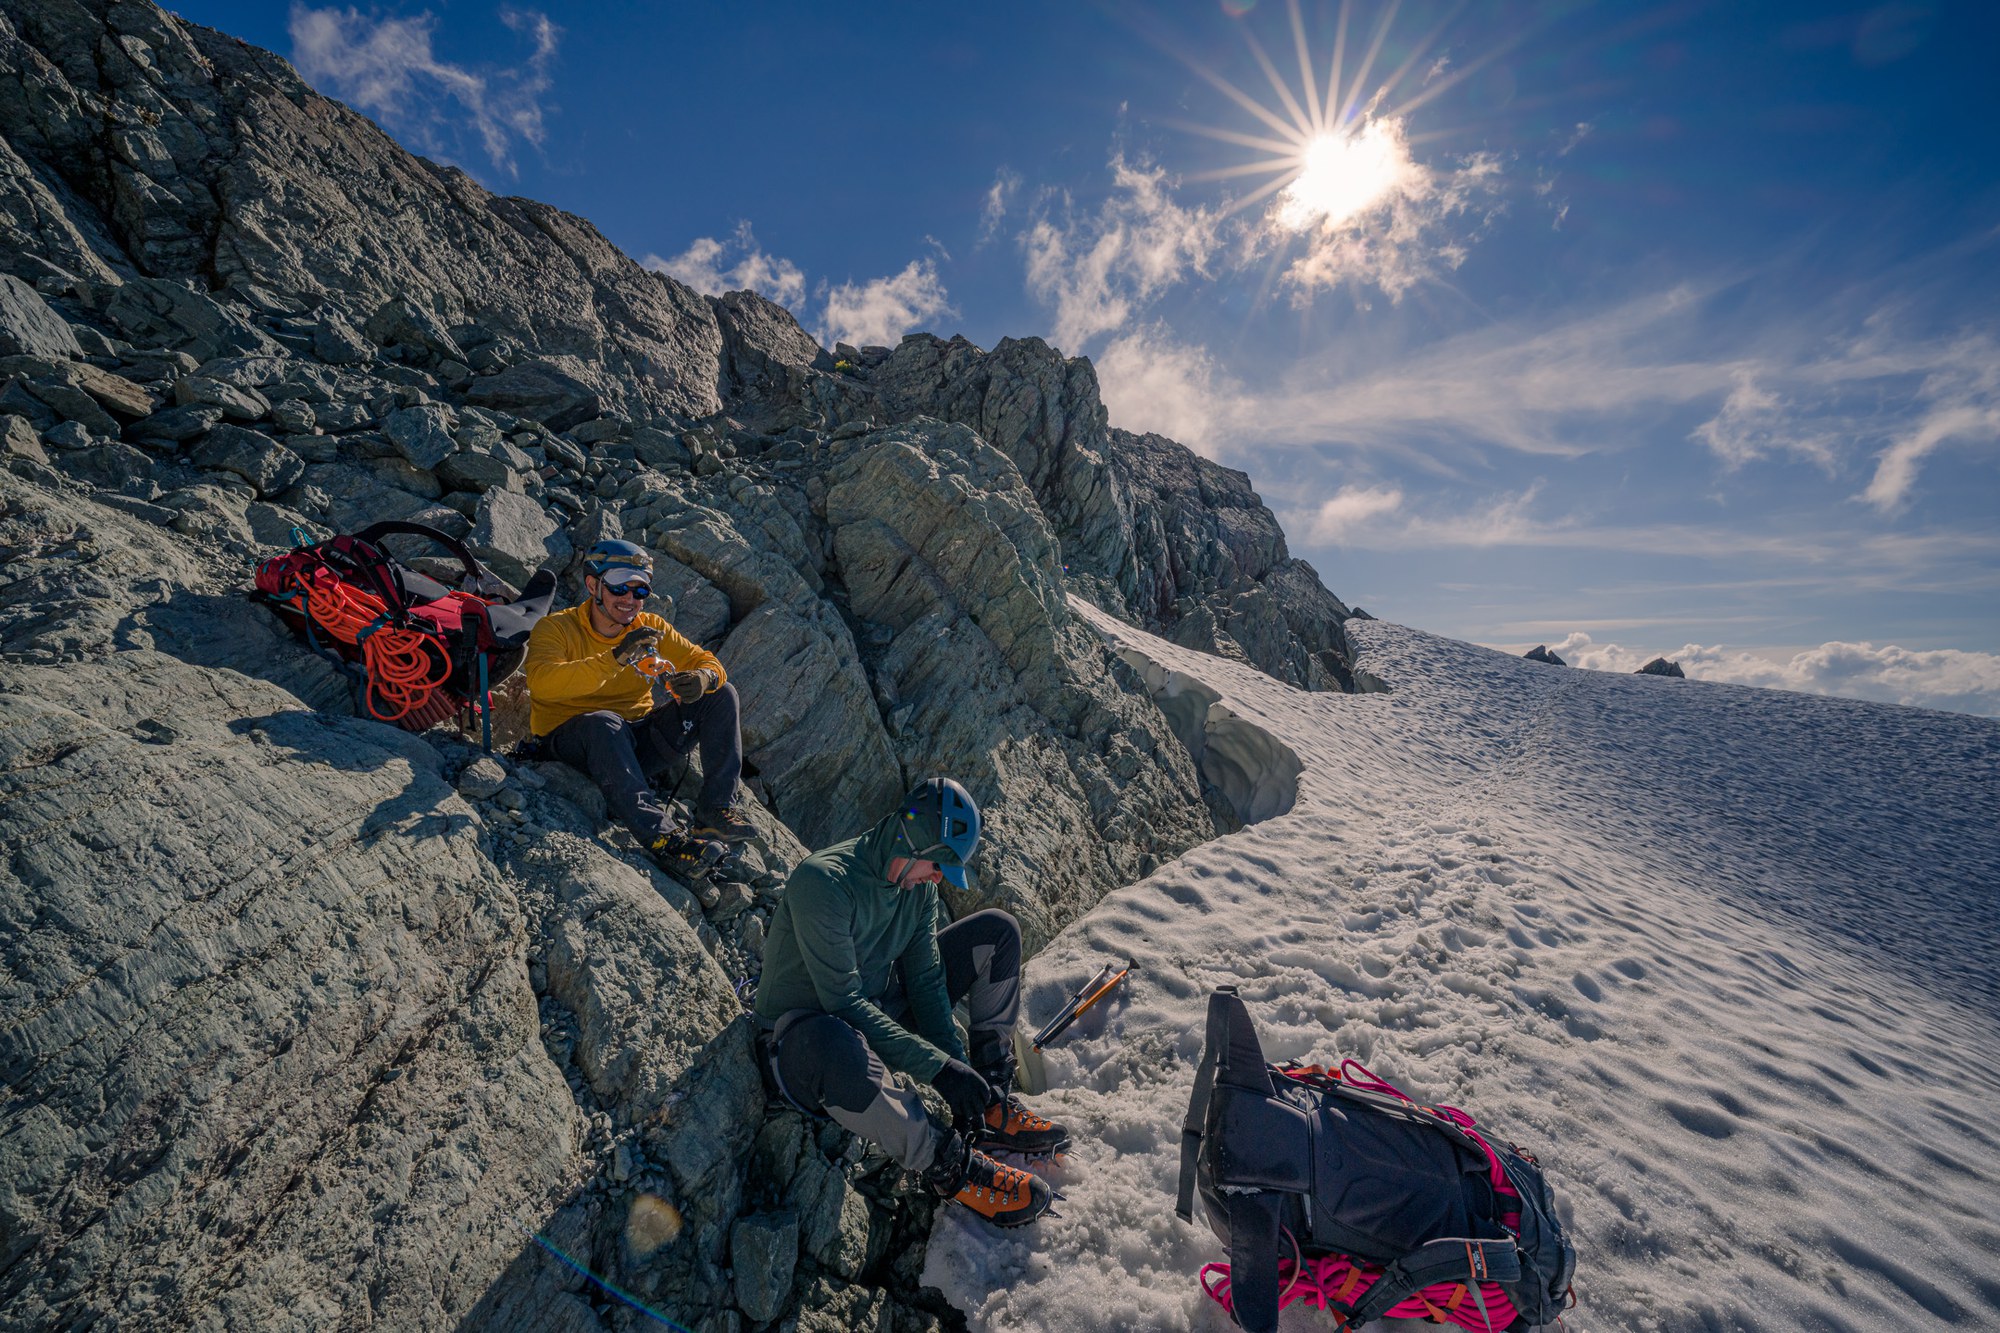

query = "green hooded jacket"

[{"left": 754, "top": 813, "right": 965, "bottom": 1080}]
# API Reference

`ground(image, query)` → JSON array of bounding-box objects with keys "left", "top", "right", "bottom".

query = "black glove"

[
  {"left": 930, "top": 1058, "right": 996, "bottom": 1128},
  {"left": 613, "top": 627, "right": 661, "bottom": 666},
  {"left": 663, "top": 669, "right": 709, "bottom": 702}
]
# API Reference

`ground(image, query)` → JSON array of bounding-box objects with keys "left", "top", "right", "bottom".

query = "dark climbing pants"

[
  {"left": 542, "top": 683, "right": 743, "bottom": 844},
  {"left": 761, "top": 909, "right": 1024, "bottom": 1171}
]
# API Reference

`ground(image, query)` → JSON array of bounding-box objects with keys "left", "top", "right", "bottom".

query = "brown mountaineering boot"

[
  {"left": 924, "top": 1130, "right": 1053, "bottom": 1228},
  {"left": 979, "top": 1093, "right": 1071, "bottom": 1157},
  {"left": 690, "top": 801, "right": 756, "bottom": 843}
]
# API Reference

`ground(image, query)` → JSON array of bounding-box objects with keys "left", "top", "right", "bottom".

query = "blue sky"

[{"left": 175, "top": 1, "right": 2000, "bottom": 715}]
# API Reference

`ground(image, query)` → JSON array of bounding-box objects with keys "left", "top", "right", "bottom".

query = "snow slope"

[{"left": 926, "top": 605, "right": 2000, "bottom": 1332}]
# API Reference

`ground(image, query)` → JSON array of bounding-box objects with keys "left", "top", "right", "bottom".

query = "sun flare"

[{"left": 1276, "top": 122, "right": 1409, "bottom": 231}]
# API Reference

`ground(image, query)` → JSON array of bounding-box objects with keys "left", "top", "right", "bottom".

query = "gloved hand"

[
  {"left": 930, "top": 1058, "right": 996, "bottom": 1128},
  {"left": 663, "top": 669, "right": 711, "bottom": 702},
  {"left": 613, "top": 627, "right": 661, "bottom": 666}
]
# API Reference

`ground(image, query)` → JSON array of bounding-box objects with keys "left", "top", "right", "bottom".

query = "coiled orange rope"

[{"left": 285, "top": 569, "right": 451, "bottom": 721}]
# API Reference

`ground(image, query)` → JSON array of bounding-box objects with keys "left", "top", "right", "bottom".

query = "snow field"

[{"left": 925, "top": 603, "right": 2000, "bottom": 1332}]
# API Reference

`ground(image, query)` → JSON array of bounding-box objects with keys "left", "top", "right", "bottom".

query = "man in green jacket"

[{"left": 754, "top": 778, "right": 1067, "bottom": 1227}]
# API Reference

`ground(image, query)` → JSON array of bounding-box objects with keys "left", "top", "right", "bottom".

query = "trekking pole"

[{"left": 1032, "top": 961, "right": 1133, "bottom": 1050}]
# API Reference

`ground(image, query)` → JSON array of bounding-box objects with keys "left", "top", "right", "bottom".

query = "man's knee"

[
  {"left": 556, "top": 709, "right": 631, "bottom": 746},
  {"left": 774, "top": 1014, "right": 879, "bottom": 1114},
  {"left": 694, "top": 680, "right": 740, "bottom": 725},
  {"left": 954, "top": 908, "right": 1022, "bottom": 976}
]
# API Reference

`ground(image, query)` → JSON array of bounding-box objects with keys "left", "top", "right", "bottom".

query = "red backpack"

[{"left": 253, "top": 520, "right": 554, "bottom": 747}]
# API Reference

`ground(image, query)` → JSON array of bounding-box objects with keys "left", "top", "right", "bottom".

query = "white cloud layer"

[
  {"left": 1303, "top": 484, "right": 1406, "bottom": 543},
  {"left": 643, "top": 223, "right": 807, "bottom": 309},
  {"left": 289, "top": 4, "right": 558, "bottom": 177},
  {"left": 1547, "top": 632, "right": 2000, "bottom": 718},
  {"left": 820, "top": 259, "right": 954, "bottom": 350},
  {"left": 1093, "top": 326, "right": 1236, "bottom": 453}
]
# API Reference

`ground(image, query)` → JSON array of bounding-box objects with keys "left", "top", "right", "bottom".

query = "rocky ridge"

[{"left": 1, "top": 2, "right": 1362, "bottom": 1330}]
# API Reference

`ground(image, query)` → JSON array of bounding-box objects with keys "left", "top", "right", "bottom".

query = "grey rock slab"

[
  {"left": 436, "top": 449, "right": 522, "bottom": 494},
  {"left": 0, "top": 522, "right": 582, "bottom": 1333},
  {"left": 631, "top": 425, "right": 692, "bottom": 471},
  {"left": 465, "top": 357, "right": 603, "bottom": 432},
  {"left": 0, "top": 271, "right": 83, "bottom": 358},
  {"left": 129, "top": 402, "right": 223, "bottom": 444},
  {"left": 568, "top": 415, "right": 627, "bottom": 444},
  {"left": 42, "top": 418, "right": 94, "bottom": 450},
  {"left": 84, "top": 275, "right": 284, "bottom": 361},
  {"left": 190, "top": 423, "right": 304, "bottom": 497},
  {"left": 730, "top": 1212, "right": 799, "bottom": 1321},
  {"left": 270, "top": 398, "right": 316, "bottom": 433},
  {"left": 384, "top": 403, "right": 459, "bottom": 470},
  {"left": 173, "top": 373, "right": 270, "bottom": 421},
  {"left": 470, "top": 487, "right": 568, "bottom": 585},
  {"left": 363, "top": 297, "right": 467, "bottom": 366},
  {"left": 723, "top": 599, "right": 902, "bottom": 851},
  {"left": 2, "top": 412, "right": 49, "bottom": 463},
  {"left": 312, "top": 311, "right": 373, "bottom": 364}
]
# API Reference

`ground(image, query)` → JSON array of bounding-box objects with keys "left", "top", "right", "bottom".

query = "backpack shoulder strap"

[
  {"left": 353, "top": 519, "right": 486, "bottom": 584},
  {"left": 1176, "top": 987, "right": 1233, "bottom": 1221},
  {"left": 1343, "top": 1237, "right": 1522, "bottom": 1326}
]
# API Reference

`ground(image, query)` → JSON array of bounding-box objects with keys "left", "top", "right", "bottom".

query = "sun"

[
  {"left": 1277, "top": 123, "right": 1409, "bottom": 231},
  {"left": 1165, "top": 0, "right": 1478, "bottom": 232}
]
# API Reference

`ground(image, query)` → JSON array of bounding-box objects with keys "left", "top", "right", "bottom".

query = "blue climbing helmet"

[
  {"left": 584, "top": 538, "right": 653, "bottom": 582},
  {"left": 896, "top": 777, "right": 980, "bottom": 889}
]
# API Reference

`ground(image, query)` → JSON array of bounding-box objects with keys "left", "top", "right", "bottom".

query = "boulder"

[
  {"left": 470, "top": 488, "right": 568, "bottom": 585},
  {"left": 711, "top": 288, "right": 832, "bottom": 395},
  {"left": 0, "top": 272, "right": 82, "bottom": 358},
  {"left": 631, "top": 425, "right": 693, "bottom": 471},
  {"left": 1639, "top": 656, "right": 1686, "bottom": 678},
  {"left": 730, "top": 1213, "right": 799, "bottom": 1322},
  {"left": 568, "top": 415, "right": 627, "bottom": 445},
  {"left": 311, "top": 312, "right": 373, "bottom": 364},
  {"left": 436, "top": 450, "right": 523, "bottom": 494},
  {"left": 190, "top": 424, "right": 304, "bottom": 497},
  {"left": 2, "top": 412, "right": 48, "bottom": 464},
  {"left": 52, "top": 440, "right": 155, "bottom": 491},
  {"left": 174, "top": 374, "right": 270, "bottom": 421},
  {"left": 2, "top": 356, "right": 153, "bottom": 430},
  {"left": 1525, "top": 644, "right": 1568, "bottom": 666},
  {"left": 132, "top": 402, "right": 224, "bottom": 445},
  {"left": 84, "top": 275, "right": 283, "bottom": 361},
  {"left": 383, "top": 403, "right": 459, "bottom": 470},
  {"left": 363, "top": 297, "right": 467, "bottom": 366},
  {"left": 466, "top": 357, "right": 604, "bottom": 431},
  {"left": 270, "top": 398, "right": 317, "bottom": 434}
]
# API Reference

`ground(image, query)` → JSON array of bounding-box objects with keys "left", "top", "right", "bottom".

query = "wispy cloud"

[
  {"left": 1546, "top": 632, "right": 2000, "bottom": 718},
  {"left": 820, "top": 259, "right": 954, "bottom": 349},
  {"left": 978, "top": 169, "right": 1022, "bottom": 248},
  {"left": 1691, "top": 370, "right": 1839, "bottom": 470},
  {"left": 644, "top": 222, "right": 807, "bottom": 308},
  {"left": 1024, "top": 156, "right": 1222, "bottom": 352},
  {"left": 1242, "top": 286, "right": 1733, "bottom": 460},
  {"left": 288, "top": 4, "right": 559, "bottom": 178}
]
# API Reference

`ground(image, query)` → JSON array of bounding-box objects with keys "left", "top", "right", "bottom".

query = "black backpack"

[{"left": 1176, "top": 987, "right": 1577, "bottom": 1331}]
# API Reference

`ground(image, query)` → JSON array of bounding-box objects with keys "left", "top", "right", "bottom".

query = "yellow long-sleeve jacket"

[{"left": 523, "top": 602, "right": 726, "bottom": 737}]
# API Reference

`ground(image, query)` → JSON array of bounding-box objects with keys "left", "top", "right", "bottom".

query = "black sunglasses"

[{"left": 602, "top": 580, "right": 651, "bottom": 599}]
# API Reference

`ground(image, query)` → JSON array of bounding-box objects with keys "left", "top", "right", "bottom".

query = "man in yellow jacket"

[{"left": 524, "top": 539, "right": 755, "bottom": 848}]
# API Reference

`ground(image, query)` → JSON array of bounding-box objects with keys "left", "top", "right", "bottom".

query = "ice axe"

[{"left": 1032, "top": 960, "right": 1134, "bottom": 1051}]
